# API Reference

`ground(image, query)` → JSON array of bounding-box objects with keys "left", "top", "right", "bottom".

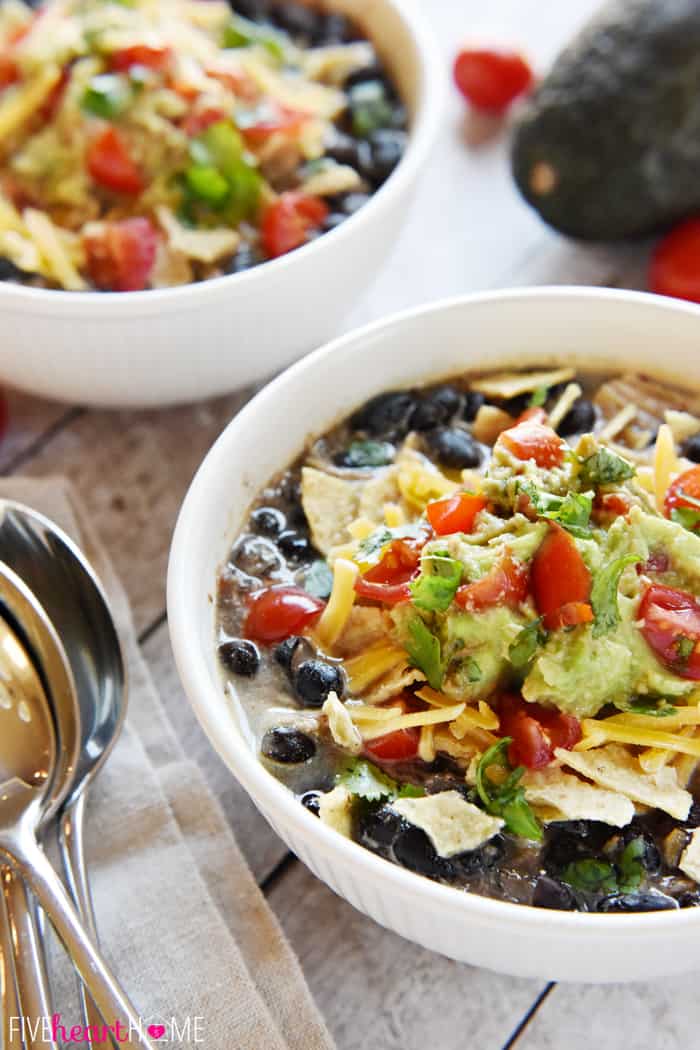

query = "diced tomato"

[
  {"left": 84, "top": 217, "right": 158, "bottom": 292},
  {"left": 354, "top": 578, "right": 412, "bottom": 605},
  {"left": 365, "top": 726, "right": 419, "bottom": 762},
  {"left": 205, "top": 66, "right": 259, "bottom": 101},
  {"left": 594, "top": 491, "right": 631, "bottom": 519},
  {"left": 453, "top": 48, "right": 534, "bottom": 113},
  {"left": 240, "top": 103, "right": 307, "bottom": 146},
  {"left": 455, "top": 550, "right": 529, "bottom": 611},
  {"left": 650, "top": 218, "right": 700, "bottom": 304},
  {"left": 243, "top": 585, "right": 324, "bottom": 644},
  {"left": 426, "top": 492, "right": 487, "bottom": 536},
  {"left": 261, "top": 192, "right": 328, "bottom": 258},
  {"left": 110, "top": 45, "right": 171, "bottom": 72},
  {"left": 664, "top": 465, "right": 700, "bottom": 526},
  {"left": 86, "top": 127, "right": 144, "bottom": 195},
  {"left": 0, "top": 54, "right": 19, "bottom": 90},
  {"left": 498, "top": 418, "right": 565, "bottom": 469},
  {"left": 354, "top": 533, "right": 429, "bottom": 605},
  {"left": 531, "top": 525, "right": 591, "bottom": 630},
  {"left": 182, "top": 106, "right": 226, "bottom": 137},
  {"left": 498, "top": 694, "right": 581, "bottom": 770},
  {"left": 638, "top": 551, "right": 670, "bottom": 576},
  {"left": 556, "top": 601, "right": 594, "bottom": 628},
  {"left": 639, "top": 583, "right": 700, "bottom": 680},
  {"left": 514, "top": 406, "right": 547, "bottom": 425}
]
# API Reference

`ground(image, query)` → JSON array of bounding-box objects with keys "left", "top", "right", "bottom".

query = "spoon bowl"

[{"left": 0, "top": 616, "right": 54, "bottom": 798}]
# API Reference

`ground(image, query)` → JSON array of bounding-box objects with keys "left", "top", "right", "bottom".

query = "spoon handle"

[
  {"left": 8, "top": 836, "right": 155, "bottom": 1050},
  {"left": 59, "top": 796, "right": 116, "bottom": 1050},
  {"left": 0, "top": 875, "right": 25, "bottom": 1050},
  {"left": 3, "top": 868, "right": 57, "bottom": 1050}
]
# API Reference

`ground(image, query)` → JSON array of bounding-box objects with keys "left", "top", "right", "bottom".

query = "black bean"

[
  {"left": 300, "top": 790, "right": 322, "bottom": 816},
  {"left": 410, "top": 385, "right": 463, "bottom": 431},
  {"left": 350, "top": 390, "right": 417, "bottom": 439},
  {"left": 682, "top": 432, "right": 700, "bottom": 463},
  {"left": 366, "top": 128, "right": 407, "bottom": 185},
  {"left": 393, "top": 825, "right": 452, "bottom": 880},
  {"left": 278, "top": 530, "right": 313, "bottom": 561},
  {"left": 544, "top": 821, "right": 611, "bottom": 874},
  {"left": 532, "top": 876, "right": 577, "bottom": 911},
  {"left": 686, "top": 801, "right": 700, "bottom": 828},
  {"left": 324, "top": 133, "right": 372, "bottom": 172},
  {"left": 501, "top": 392, "right": 531, "bottom": 417},
  {"left": 271, "top": 1, "right": 320, "bottom": 40},
  {"left": 453, "top": 835, "right": 506, "bottom": 877},
  {"left": 0, "top": 257, "right": 25, "bottom": 283},
  {"left": 322, "top": 212, "right": 348, "bottom": 233},
  {"left": 250, "top": 506, "right": 286, "bottom": 538},
  {"left": 358, "top": 804, "right": 406, "bottom": 849},
  {"left": 294, "top": 658, "right": 344, "bottom": 707},
  {"left": 316, "top": 11, "right": 355, "bottom": 44},
  {"left": 463, "top": 390, "right": 486, "bottom": 422},
  {"left": 596, "top": 892, "right": 678, "bottom": 913},
  {"left": 227, "top": 243, "right": 263, "bottom": 274},
  {"left": 219, "top": 639, "right": 260, "bottom": 677},
  {"left": 335, "top": 191, "right": 371, "bottom": 216},
  {"left": 425, "top": 427, "right": 483, "bottom": 469},
  {"left": 261, "top": 726, "right": 316, "bottom": 764},
  {"left": 274, "top": 635, "right": 307, "bottom": 673},
  {"left": 678, "top": 891, "right": 700, "bottom": 908},
  {"left": 617, "top": 825, "right": 662, "bottom": 876},
  {"left": 232, "top": 0, "right": 270, "bottom": 21},
  {"left": 344, "top": 63, "right": 384, "bottom": 91},
  {"left": 558, "top": 398, "right": 596, "bottom": 437},
  {"left": 231, "top": 535, "right": 283, "bottom": 577}
]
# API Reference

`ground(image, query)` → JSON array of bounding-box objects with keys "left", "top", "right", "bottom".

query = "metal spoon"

[
  {"left": 0, "top": 562, "right": 80, "bottom": 1050},
  {"left": 0, "top": 502, "right": 126, "bottom": 1043},
  {"left": 0, "top": 615, "right": 154, "bottom": 1049}
]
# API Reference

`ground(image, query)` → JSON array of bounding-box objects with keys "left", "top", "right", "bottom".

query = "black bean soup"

[{"left": 217, "top": 366, "right": 700, "bottom": 913}]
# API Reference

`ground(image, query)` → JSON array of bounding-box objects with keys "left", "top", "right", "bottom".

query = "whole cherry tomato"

[
  {"left": 453, "top": 48, "right": 533, "bottom": 113},
  {"left": 243, "top": 585, "right": 324, "bottom": 643},
  {"left": 650, "top": 219, "right": 700, "bottom": 304}
]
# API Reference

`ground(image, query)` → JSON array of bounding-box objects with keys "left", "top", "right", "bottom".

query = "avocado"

[{"left": 511, "top": 0, "right": 700, "bottom": 239}]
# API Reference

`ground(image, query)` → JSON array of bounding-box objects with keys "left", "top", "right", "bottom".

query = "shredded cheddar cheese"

[
  {"left": 653, "top": 422, "right": 680, "bottom": 512},
  {"left": 315, "top": 558, "right": 358, "bottom": 650},
  {"left": 359, "top": 703, "right": 466, "bottom": 742}
]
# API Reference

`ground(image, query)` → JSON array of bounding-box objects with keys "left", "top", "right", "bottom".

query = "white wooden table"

[{"left": 5, "top": 2, "right": 693, "bottom": 1047}]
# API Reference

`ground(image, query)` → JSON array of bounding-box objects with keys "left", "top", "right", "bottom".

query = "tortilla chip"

[
  {"left": 392, "top": 791, "right": 503, "bottom": 857},
  {"left": 469, "top": 368, "right": 575, "bottom": 400},
  {"left": 556, "top": 744, "right": 692, "bottom": 821},
  {"left": 523, "top": 767, "right": 634, "bottom": 827},
  {"left": 318, "top": 785, "right": 354, "bottom": 838},
  {"left": 301, "top": 467, "right": 363, "bottom": 554},
  {"left": 322, "top": 692, "right": 362, "bottom": 755},
  {"left": 680, "top": 828, "right": 700, "bottom": 884},
  {"left": 363, "top": 665, "right": 425, "bottom": 705}
]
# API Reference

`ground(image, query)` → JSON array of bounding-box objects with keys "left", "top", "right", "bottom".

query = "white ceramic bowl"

[
  {"left": 0, "top": 0, "right": 443, "bottom": 409},
  {"left": 168, "top": 287, "right": 700, "bottom": 983}
]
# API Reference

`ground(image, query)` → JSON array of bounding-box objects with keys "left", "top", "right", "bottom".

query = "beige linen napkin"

[{"left": 0, "top": 477, "right": 334, "bottom": 1050}]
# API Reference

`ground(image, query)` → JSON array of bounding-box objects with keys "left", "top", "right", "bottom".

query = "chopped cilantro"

[
  {"left": 410, "top": 554, "right": 463, "bottom": 613},
  {"left": 590, "top": 554, "right": 642, "bottom": 637},
  {"left": 529, "top": 385, "right": 548, "bottom": 408},
  {"left": 627, "top": 698, "right": 677, "bottom": 717},
  {"left": 475, "top": 739, "right": 542, "bottom": 840},
  {"left": 508, "top": 617, "right": 548, "bottom": 672},
  {"left": 579, "top": 447, "right": 635, "bottom": 487},
  {"left": 617, "top": 838, "right": 646, "bottom": 894},
  {"left": 304, "top": 559, "right": 333, "bottom": 599},
  {"left": 561, "top": 858, "right": 618, "bottom": 895},
  {"left": 675, "top": 635, "right": 695, "bottom": 669},
  {"left": 671, "top": 506, "right": 700, "bottom": 533},
  {"left": 337, "top": 759, "right": 424, "bottom": 802},
  {"left": 338, "top": 440, "right": 395, "bottom": 469},
  {"left": 357, "top": 523, "right": 422, "bottom": 565},
  {"left": 519, "top": 483, "right": 593, "bottom": 538},
  {"left": 405, "top": 616, "right": 443, "bottom": 690}
]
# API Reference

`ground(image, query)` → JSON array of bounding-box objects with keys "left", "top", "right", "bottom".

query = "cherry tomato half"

[
  {"left": 664, "top": 465, "right": 700, "bottom": 527},
  {"left": 499, "top": 694, "right": 581, "bottom": 770},
  {"left": 427, "top": 492, "right": 487, "bottom": 536},
  {"left": 240, "top": 103, "right": 307, "bottom": 146},
  {"left": 110, "top": 45, "right": 171, "bottom": 72},
  {"left": 365, "top": 727, "right": 419, "bottom": 762},
  {"left": 639, "top": 583, "right": 700, "bottom": 680},
  {"left": 86, "top": 127, "right": 144, "bottom": 195},
  {"left": 84, "top": 217, "right": 158, "bottom": 292},
  {"left": 531, "top": 526, "right": 591, "bottom": 630},
  {"left": 650, "top": 218, "right": 700, "bottom": 304},
  {"left": 261, "top": 192, "right": 328, "bottom": 258},
  {"left": 243, "top": 585, "right": 324, "bottom": 643},
  {"left": 498, "top": 418, "right": 565, "bottom": 469},
  {"left": 182, "top": 106, "right": 226, "bottom": 137},
  {"left": 453, "top": 48, "right": 533, "bottom": 113},
  {"left": 455, "top": 550, "right": 528, "bottom": 611}
]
